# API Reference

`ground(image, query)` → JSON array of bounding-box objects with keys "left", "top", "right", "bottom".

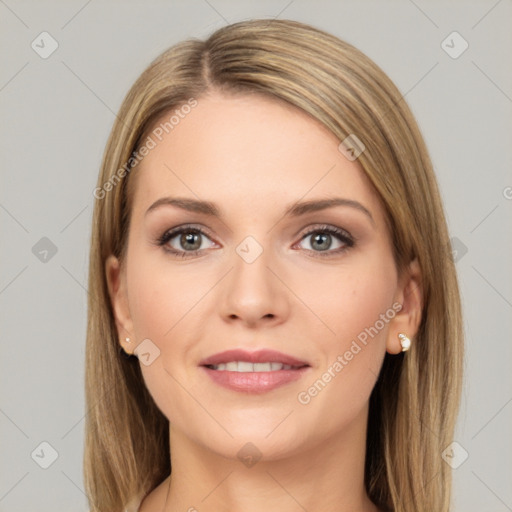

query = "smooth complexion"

[{"left": 106, "top": 92, "right": 422, "bottom": 512}]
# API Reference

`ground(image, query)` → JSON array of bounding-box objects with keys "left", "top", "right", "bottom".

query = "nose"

[{"left": 219, "top": 242, "right": 290, "bottom": 328}]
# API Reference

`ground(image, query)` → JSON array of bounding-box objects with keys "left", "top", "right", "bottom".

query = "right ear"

[{"left": 105, "top": 255, "right": 134, "bottom": 354}]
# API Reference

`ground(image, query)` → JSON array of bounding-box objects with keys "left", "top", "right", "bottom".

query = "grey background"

[{"left": 1, "top": 0, "right": 511, "bottom": 510}]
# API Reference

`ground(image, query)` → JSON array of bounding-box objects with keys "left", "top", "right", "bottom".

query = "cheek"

[
  {"left": 125, "top": 253, "right": 202, "bottom": 423},
  {"left": 300, "top": 255, "right": 397, "bottom": 348},
  {"left": 129, "top": 279, "right": 172, "bottom": 340},
  {"left": 297, "top": 254, "right": 396, "bottom": 404},
  {"left": 294, "top": 254, "right": 397, "bottom": 424},
  {"left": 126, "top": 253, "right": 200, "bottom": 340}
]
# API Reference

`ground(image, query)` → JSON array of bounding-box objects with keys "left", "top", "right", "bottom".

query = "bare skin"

[{"left": 106, "top": 91, "right": 422, "bottom": 512}]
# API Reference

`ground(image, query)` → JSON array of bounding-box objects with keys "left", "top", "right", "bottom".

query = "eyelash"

[{"left": 156, "top": 224, "right": 355, "bottom": 259}]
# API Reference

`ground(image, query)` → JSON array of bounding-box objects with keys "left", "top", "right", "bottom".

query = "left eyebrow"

[
  {"left": 145, "top": 196, "right": 374, "bottom": 225},
  {"left": 284, "top": 198, "right": 374, "bottom": 225}
]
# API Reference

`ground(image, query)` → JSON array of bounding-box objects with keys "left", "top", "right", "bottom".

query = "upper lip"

[{"left": 199, "top": 349, "right": 309, "bottom": 367}]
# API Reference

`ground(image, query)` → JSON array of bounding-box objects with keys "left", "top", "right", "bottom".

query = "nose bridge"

[
  {"left": 232, "top": 233, "right": 274, "bottom": 298},
  {"left": 220, "top": 232, "right": 287, "bottom": 323}
]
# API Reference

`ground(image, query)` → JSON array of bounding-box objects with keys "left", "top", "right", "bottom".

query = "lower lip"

[{"left": 201, "top": 366, "right": 310, "bottom": 393}]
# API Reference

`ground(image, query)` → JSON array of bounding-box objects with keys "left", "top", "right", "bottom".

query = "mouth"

[
  {"left": 205, "top": 361, "right": 305, "bottom": 371},
  {"left": 199, "top": 349, "right": 310, "bottom": 393}
]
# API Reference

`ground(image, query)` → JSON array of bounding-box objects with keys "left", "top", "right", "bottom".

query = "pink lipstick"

[{"left": 199, "top": 349, "right": 310, "bottom": 393}]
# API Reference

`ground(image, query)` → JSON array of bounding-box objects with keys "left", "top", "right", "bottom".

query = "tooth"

[
  {"left": 209, "top": 361, "right": 296, "bottom": 372},
  {"left": 253, "top": 362, "right": 272, "bottom": 372},
  {"left": 237, "top": 361, "right": 254, "bottom": 372}
]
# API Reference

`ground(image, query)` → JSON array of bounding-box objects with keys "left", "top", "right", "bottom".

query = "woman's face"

[{"left": 107, "top": 91, "right": 420, "bottom": 461}]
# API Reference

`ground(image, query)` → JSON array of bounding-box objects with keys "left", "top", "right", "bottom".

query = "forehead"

[{"left": 129, "top": 92, "right": 383, "bottom": 223}]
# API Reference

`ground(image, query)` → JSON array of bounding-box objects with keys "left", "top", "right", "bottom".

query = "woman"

[{"left": 84, "top": 18, "right": 463, "bottom": 512}]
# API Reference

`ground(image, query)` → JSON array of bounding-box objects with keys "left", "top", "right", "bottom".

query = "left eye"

[{"left": 297, "top": 227, "right": 353, "bottom": 253}]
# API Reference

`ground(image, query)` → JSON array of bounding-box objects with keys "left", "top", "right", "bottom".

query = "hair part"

[{"left": 84, "top": 18, "right": 463, "bottom": 512}]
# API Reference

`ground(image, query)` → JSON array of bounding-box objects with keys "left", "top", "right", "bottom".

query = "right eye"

[{"left": 157, "top": 225, "right": 218, "bottom": 258}]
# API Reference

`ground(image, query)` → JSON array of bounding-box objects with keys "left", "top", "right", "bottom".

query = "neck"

[{"left": 160, "top": 405, "right": 379, "bottom": 512}]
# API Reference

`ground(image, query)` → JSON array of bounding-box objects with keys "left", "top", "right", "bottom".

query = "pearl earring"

[
  {"left": 398, "top": 333, "right": 411, "bottom": 352},
  {"left": 125, "top": 337, "right": 131, "bottom": 344}
]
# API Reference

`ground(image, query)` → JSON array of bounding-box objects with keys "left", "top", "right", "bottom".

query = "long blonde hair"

[{"left": 84, "top": 19, "right": 463, "bottom": 512}]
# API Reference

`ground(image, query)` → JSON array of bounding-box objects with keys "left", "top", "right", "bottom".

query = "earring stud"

[
  {"left": 398, "top": 333, "right": 411, "bottom": 352},
  {"left": 125, "top": 337, "right": 131, "bottom": 343}
]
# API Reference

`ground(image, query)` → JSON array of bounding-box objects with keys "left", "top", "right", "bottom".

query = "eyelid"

[
  {"left": 158, "top": 223, "right": 216, "bottom": 241},
  {"left": 297, "top": 223, "right": 353, "bottom": 241}
]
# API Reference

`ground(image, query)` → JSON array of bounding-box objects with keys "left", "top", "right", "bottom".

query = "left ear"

[{"left": 386, "top": 258, "right": 423, "bottom": 354}]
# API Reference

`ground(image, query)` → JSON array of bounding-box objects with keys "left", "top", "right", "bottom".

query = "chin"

[{"left": 192, "top": 416, "right": 312, "bottom": 463}]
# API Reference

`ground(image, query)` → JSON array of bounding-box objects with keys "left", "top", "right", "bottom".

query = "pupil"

[{"left": 312, "top": 233, "right": 331, "bottom": 251}]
